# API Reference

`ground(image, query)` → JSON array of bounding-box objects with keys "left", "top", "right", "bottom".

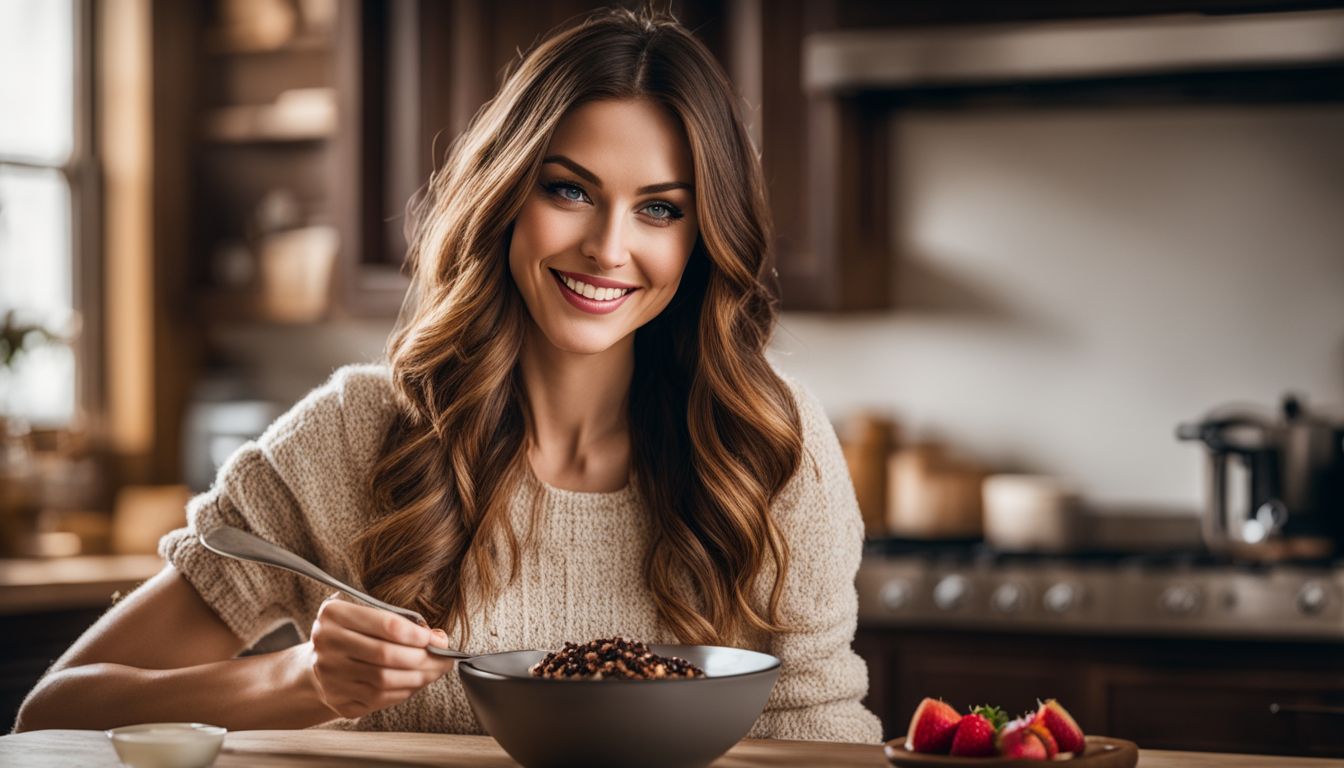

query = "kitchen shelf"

[
  {"left": 201, "top": 126, "right": 333, "bottom": 144},
  {"left": 201, "top": 92, "right": 338, "bottom": 145},
  {"left": 205, "top": 32, "right": 332, "bottom": 56},
  {"left": 202, "top": 291, "right": 330, "bottom": 326}
]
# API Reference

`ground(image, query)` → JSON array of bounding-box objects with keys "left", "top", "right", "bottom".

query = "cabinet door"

[
  {"left": 1099, "top": 665, "right": 1344, "bottom": 757},
  {"left": 756, "top": 0, "right": 893, "bottom": 311},
  {"left": 856, "top": 625, "right": 1344, "bottom": 755},
  {"left": 857, "top": 629, "right": 1091, "bottom": 741}
]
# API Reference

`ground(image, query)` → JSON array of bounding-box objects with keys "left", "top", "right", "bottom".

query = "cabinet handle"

[{"left": 1269, "top": 702, "right": 1344, "bottom": 717}]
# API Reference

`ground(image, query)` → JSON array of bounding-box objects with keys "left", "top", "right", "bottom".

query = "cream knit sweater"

[{"left": 159, "top": 364, "right": 881, "bottom": 743}]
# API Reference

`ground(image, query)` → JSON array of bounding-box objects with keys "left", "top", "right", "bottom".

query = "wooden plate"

[{"left": 885, "top": 736, "right": 1138, "bottom": 768}]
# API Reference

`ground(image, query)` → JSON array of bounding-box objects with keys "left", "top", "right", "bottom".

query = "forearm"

[{"left": 15, "top": 643, "right": 335, "bottom": 732}]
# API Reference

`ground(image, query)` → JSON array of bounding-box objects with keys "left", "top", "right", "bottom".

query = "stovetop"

[
  {"left": 857, "top": 538, "right": 1344, "bottom": 642},
  {"left": 862, "top": 536, "right": 1341, "bottom": 570}
]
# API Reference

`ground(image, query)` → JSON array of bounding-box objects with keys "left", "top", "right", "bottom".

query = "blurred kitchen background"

[{"left": 2, "top": 0, "right": 1343, "bottom": 754}]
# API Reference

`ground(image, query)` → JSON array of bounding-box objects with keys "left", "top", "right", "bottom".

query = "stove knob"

[
  {"left": 1297, "top": 581, "right": 1330, "bottom": 616},
  {"left": 1160, "top": 584, "right": 1202, "bottom": 616},
  {"left": 933, "top": 574, "right": 970, "bottom": 611},
  {"left": 992, "top": 583, "right": 1026, "bottom": 614},
  {"left": 1043, "top": 582, "right": 1081, "bottom": 614},
  {"left": 880, "top": 579, "right": 913, "bottom": 611}
]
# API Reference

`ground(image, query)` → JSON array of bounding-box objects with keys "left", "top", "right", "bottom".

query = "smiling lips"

[{"left": 550, "top": 269, "right": 637, "bottom": 315}]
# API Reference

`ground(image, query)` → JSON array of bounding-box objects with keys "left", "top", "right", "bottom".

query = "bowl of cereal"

[{"left": 458, "top": 636, "right": 780, "bottom": 768}]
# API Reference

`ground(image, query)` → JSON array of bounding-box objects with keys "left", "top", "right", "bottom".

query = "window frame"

[{"left": 0, "top": 0, "right": 99, "bottom": 427}]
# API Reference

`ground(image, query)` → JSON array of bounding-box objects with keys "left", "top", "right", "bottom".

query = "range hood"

[{"left": 804, "top": 9, "right": 1344, "bottom": 93}]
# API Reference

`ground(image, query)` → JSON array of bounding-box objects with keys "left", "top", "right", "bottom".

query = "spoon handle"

[{"left": 199, "top": 525, "right": 470, "bottom": 659}]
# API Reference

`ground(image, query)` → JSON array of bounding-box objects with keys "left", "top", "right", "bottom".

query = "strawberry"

[
  {"left": 998, "top": 717, "right": 1048, "bottom": 760},
  {"left": 1033, "top": 698, "right": 1086, "bottom": 754},
  {"left": 949, "top": 706, "right": 1004, "bottom": 757},
  {"left": 905, "top": 697, "right": 962, "bottom": 753},
  {"left": 1027, "top": 718, "right": 1059, "bottom": 758}
]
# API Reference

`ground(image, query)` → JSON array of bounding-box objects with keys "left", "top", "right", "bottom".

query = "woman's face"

[{"left": 509, "top": 98, "right": 699, "bottom": 356}]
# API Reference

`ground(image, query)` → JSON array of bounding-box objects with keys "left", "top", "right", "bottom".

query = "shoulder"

[
  {"left": 771, "top": 370, "right": 858, "bottom": 525},
  {"left": 772, "top": 369, "right": 843, "bottom": 487},
  {"left": 257, "top": 363, "right": 399, "bottom": 472},
  {"left": 774, "top": 370, "right": 834, "bottom": 455}
]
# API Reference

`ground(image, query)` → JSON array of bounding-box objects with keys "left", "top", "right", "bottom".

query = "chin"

[{"left": 536, "top": 321, "right": 629, "bottom": 356}]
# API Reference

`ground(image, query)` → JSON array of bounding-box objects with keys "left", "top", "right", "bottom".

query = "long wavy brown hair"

[{"left": 356, "top": 6, "right": 803, "bottom": 648}]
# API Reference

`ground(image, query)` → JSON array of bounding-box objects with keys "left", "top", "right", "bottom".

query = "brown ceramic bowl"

[{"left": 458, "top": 644, "right": 780, "bottom": 768}]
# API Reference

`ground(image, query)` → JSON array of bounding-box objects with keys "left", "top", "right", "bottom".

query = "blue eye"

[
  {"left": 544, "top": 181, "right": 589, "bottom": 205},
  {"left": 642, "top": 201, "right": 684, "bottom": 223}
]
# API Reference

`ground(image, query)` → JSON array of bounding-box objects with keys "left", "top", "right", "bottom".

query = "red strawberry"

[
  {"left": 905, "top": 698, "right": 961, "bottom": 753},
  {"left": 950, "top": 714, "right": 997, "bottom": 757},
  {"left": 1034, "top": 698, "right": 1086, "bottom": 754},
  {"left": 998, "top": 718, "right": 1048, "bottom": 760},
  {"left": 1027, "top": 718, "right": 1059, "bottom": 758}
]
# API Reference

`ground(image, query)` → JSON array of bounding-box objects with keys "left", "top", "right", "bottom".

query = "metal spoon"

[{"left": 199, "top": 525, "right": 469, "bottom": 659}]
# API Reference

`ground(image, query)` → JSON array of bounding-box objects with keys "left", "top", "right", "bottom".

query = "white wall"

[{"left": 769, "top": 105, "right": 1344, "bottom": 514}]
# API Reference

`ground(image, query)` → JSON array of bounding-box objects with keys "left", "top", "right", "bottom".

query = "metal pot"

[
  {"left": 1178, "top": 395, "right": 1344, "bottom": 560},
  {"left": 1280, "top": 395, "right": 1344, "bottom": 541}
]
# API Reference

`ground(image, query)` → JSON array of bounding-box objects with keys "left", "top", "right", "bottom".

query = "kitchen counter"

[
  {"left": 0, "top": 554, "right": 163, "bottom": 614},
  {"left": 0, "top": 729, "right": 1339, "bottom": 767}
]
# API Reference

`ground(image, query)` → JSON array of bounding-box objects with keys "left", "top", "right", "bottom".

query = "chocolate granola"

[{"left": 529, "top": 636, "right": 705, "bottom": 680}]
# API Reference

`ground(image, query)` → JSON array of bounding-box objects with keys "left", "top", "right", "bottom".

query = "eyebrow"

[{"left": 542, "top": 154, "right": 693, "bottom": 195}]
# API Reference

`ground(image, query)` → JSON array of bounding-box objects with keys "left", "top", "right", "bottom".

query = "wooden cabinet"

[
  {"left": 753, "top": 0, "right": 893, "bottom": 312},
  {"left": 855, "top": 626, "right": 1344, "bottom": 758},
  {"left": 743, "top": 0, "right": 1344, "bottom": 311},
  {"left": 1099, "top": 664, "right": 1344, "bottom": 756},
  {"left": 206, "top": 0, "right": 1182, "bottom": 318},
  {"left": 191, "top": 0, "right": 412, "bottom": 323}
]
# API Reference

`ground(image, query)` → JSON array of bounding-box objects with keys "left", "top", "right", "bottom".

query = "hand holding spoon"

[{"left": 199, "top": 525, "right": 469, "bottom": 659}]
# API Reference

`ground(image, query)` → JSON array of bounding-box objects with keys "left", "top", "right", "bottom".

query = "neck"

[{"left": 518, "top": 323, "right": 634, "bottom": 492}]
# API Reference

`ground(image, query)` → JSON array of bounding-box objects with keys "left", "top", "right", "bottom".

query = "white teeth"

[{"left": 558, "top": 273, "right": 632, "bottom": 301}]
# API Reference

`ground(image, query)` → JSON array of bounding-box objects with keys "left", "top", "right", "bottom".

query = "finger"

[
  {"left": 322, "top": 622, "right": 438, "bottom": 670},
  {"left": 416, "top": 643, "right": 460, "bottom": 673},
  {"left": 429, "top": 628, "right": 449, "bottom": 648},
  {"left": 347, "top": 659, "right": 444, "bottom": 690},
  {"left": 320, "top": 600, "right": 432, "bottom": 647}
]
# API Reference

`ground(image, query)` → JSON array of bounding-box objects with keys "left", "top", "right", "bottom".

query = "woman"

[{"left": 17, "top": 7, "right": 881, "bottom": 743}]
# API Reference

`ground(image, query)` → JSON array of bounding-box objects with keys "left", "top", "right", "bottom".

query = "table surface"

[{"left": 1, "top": 729, "right": 1340, "bottom": 767}]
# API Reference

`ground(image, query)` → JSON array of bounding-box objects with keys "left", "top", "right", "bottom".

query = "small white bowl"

[{"left": 105, "top": 723, "right": 226, "bottom": 768}]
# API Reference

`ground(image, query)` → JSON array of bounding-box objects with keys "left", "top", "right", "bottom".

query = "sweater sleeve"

[
  {"left": 157, "top": 364, "right": 395, "bottom": 648},
  {"left": 748, "top": 377, "right": 884, "bottom": 744}
]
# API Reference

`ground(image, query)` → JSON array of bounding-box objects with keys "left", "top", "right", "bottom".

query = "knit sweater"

[{"left": 159, "top": 364, "right": 882, "bottom": 743}]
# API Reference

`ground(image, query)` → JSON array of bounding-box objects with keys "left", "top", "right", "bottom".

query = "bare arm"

[
  {"left": 16, "top": 565, "right": 456, "bottom": 732},
  {"left": 14, "top": 566, "right": 336, "bottom": 732}
]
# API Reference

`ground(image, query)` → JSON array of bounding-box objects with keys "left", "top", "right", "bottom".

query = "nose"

[{"left": 580, "top": 209, "right": 629, "bottom": 271}]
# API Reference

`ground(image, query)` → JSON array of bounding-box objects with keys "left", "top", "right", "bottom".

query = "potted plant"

[{"left": 0, "top": 310, "right": 64, "bottom": 554}]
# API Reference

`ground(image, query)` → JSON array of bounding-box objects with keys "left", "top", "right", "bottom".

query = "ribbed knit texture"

[{"left": 159, "top": 364, "right": 882, "bottom": 743}]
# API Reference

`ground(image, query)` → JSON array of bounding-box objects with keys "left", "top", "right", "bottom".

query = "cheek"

[
  {"left": 644, "top": 228, "right": 697, "bottom": 293},
  {"left": 509, "top": 205, "right": 543, "bottom": 273},
  {"left": 510, "top": 199, "right": 578, "bottom": 271}
]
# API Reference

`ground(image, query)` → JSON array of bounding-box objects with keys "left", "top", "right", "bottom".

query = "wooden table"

[{"left": 1, "top": 729, "right": 1339, "bottom": 767}]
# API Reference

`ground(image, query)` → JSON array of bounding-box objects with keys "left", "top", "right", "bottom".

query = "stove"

[{"left": 857, "top": 541, "right": 1344, "bottom": 642}]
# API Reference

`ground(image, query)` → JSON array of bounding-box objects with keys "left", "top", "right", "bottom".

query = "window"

[{"left": 0, "top": 0, "right": 91, "bottom": 428}]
